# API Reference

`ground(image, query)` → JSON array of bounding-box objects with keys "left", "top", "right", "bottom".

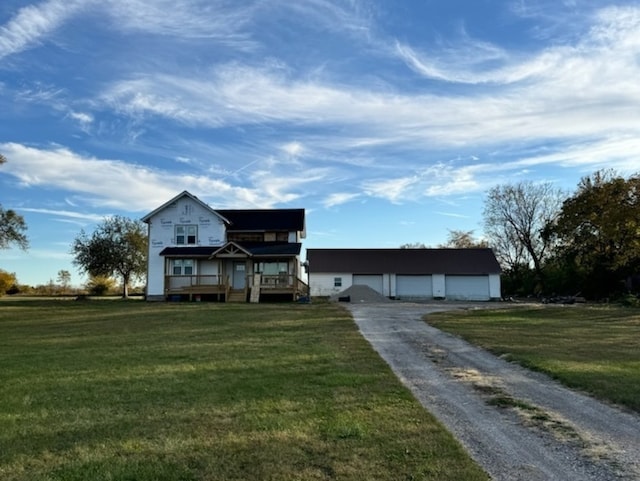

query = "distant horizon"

[{"left": 2, "top": 1, "right": 639, "bottom": 286}]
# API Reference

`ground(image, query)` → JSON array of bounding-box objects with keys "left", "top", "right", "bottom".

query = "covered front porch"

[
  {"left": 160, "top": 242, "right": 308, "bottom": 302},
  {"left": 163, "top": 272, "right": 309, "bottom": 302}
]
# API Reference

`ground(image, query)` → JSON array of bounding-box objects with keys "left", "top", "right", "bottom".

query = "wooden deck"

[{"left": 164, "top": 274, "right": 308, "bottom": 302}]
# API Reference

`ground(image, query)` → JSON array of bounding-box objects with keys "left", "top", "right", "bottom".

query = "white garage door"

[
  {"left": 445, "top": 276, "right": 490, "bottom": 301},
  {"left": 353, "top": 275, "right": 383, "bottom": 294},
  {"left": 396, "top": 275, "right": 433, "bottom": 299}
]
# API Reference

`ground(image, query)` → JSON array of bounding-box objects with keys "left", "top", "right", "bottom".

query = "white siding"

[
  {"left": 309, "top": 273, "right": 353, "bottom": 297},
  {"left": 396, "top": 275, "right": 433, "bottom": 299},
  {"left": 445, "top": 275, "right": 490, "bottom": 301},
  {"left": 353, "top": 275, "right": 383, "bottom": 294},
  {"left": 146, "top": 253, "right": 165, "bottom": 298},
  {"left": 489, "top": 274, "right": 501, "bottom": 299}
]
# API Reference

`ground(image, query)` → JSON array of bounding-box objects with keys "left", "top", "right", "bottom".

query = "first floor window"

[
  {"left": 334, "top": 277, "right": 342, "bottom": 287},
  {"left": 255, "top": 261, "right": 288, "bottom": 275},
  {"left": 172, "top": 259, "right": 194, "bottom": 275}
]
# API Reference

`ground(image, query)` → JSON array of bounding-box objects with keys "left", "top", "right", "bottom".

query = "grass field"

[
  {"left": 0, "top": 299, "right": 487, "bottom": 481},
  {"left": 426, "top": 305, "right": 640, "bottom": 413}
]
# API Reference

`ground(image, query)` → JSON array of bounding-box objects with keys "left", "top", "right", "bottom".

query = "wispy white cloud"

[
  {"left": 362, "top": 175, "right": 420, "bottom": 203},
  {"left": 68, "top": 111, "right": 93, "bottom": 124},
  {"left": 0, "top": 0, "right": 85, "bottom": 59},
  {"left": 0, "top": 142, "right": 326, "bottom": 211},
  {"left": 322, "top": 192, "right": 360, "bottom": 208},
  {"left": 434, "top": 211, "right": 470, "bottom": 219},
  {"left": 19, "top": 207, "right": 104, "bottom": 222},
  {"left": 99, "top": 4, "right": 640, "bottom": 164},
  {"left": 101, "top": 0, "right": 255, "bottom": 47},
  {"left": 4, "top": 2, "right": 640, "bottom": 214},
  {"left": 394, "top": 40, "right": 560, "bottom": 85},
  {"left": 15, "top": 83, "right": 65, "bottom": 104},
  {"left": 511, "top": 136, "right": 640, "bottom": 176},
  {"left": 280, "top": 141, "right": 305, "bottom": 157},
  {"left": 268, "top": 0, "right": 373, "bottom": 36}
]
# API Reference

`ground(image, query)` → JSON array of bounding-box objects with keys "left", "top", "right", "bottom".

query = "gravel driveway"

[{"left": 345, "top": 301, "right": 640, "bottom": 481}]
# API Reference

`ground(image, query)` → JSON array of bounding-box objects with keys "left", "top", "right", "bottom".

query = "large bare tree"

[
  {"left": 438, "top": 229, "right": 488, "bottom": 248},
  {"left": 483, "top": 181, "right": 563, "bottom": 292}
]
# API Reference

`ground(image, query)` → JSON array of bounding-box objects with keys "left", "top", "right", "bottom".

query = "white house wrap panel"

[{"left": 144, "top": 196, "right": 226, "bottom": 297}]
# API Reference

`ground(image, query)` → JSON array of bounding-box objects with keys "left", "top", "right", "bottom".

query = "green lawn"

[
  {"left": 426, "top": 305, "right": 640, "bottom": 412},
  {"left": 0, "top": 300, "right": 487, "bottom": 481}
]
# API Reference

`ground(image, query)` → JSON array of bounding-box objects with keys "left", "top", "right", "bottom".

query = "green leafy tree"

[
  {"left": 0, "top": 208, "right": 27, "bottom": 250},
  {"left": 544, "top": 170, "right": 640, "bottom": 298},
  {"left": 72, "top": 216, "right": 147, "bottom": 298},
  {"left": 85, "top": 275, "right": 117, "bottom": 296},
  {"left": 483, "top": 181, "right": 564, "bottom": 294},
  {"left": 0, "top": 269, "right": 18, "bottom": 296},
  {"left": 0, "top": 154, "right": 29, "bottom": 251}
]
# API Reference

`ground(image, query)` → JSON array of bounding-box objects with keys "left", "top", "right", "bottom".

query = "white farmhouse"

[{"left": 142, "top": 191, "right": 307, "bottom": 302}]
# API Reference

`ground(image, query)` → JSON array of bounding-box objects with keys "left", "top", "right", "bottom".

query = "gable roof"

[
  {"left": 306, "top": 248, "right": 501, "bottom": 275},
  {"left": 141, "top": 191, "right": 230, "bottom": 224},
  {"left": 208, "top": 241, "right": 300, "bottom": 257},
  {"left": 216, "top": 209, "right": 306, "bottom": 237},
  {"left": 158, "top": 246, "right": 217, "bottom": 257}
]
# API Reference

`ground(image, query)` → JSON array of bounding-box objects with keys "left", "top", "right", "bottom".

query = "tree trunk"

[{"left": 122, "top": 273, "right": 130, "bottom": 299}]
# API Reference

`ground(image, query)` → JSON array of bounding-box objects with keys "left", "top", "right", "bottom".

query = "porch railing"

[
  {"left": 165, "top": 275, "right": 226, "bottom": 291},
  {"left": 164, "top": 274, "right": 309, "bottom": 300},
  {"left": 254, "top": 274, "right": 309, "bottom": 296}
]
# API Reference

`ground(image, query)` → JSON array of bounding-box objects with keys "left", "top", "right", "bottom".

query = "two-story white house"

[{"left": 142, "top": 191, "right": 307, "bottom": 302}]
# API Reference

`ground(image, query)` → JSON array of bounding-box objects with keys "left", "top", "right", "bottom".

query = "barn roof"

[{"left": 306, "top": 248, "right": 501, "bottom": 275}]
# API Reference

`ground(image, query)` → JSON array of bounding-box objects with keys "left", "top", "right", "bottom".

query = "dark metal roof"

[
  {"left": 159, "top": 243, "right": 301, "bottom": 258},
  {"left": 216, "top": 209, "right": 305, "bottom": 233},
  {"left": 158, "top": 246, "right": 217, "bottom": 257},
  {"left": 306, "top": 248, "right": 502, "bottom": 275},
  {"left": 240, "top": 242, "right": 301, "bottom": 257}
]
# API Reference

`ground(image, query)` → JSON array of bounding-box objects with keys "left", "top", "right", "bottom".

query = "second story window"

[{"left": 176, "top": 225, "right": 197, "bottom": 245}]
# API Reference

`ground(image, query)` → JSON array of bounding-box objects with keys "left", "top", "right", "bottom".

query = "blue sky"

[{"left": 1, "top": 0, "right": 640, "bottom": 287}]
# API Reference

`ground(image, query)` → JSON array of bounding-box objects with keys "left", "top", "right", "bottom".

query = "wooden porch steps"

[{"left": 226, "top": 289, "right": 246, "bottom": 303}]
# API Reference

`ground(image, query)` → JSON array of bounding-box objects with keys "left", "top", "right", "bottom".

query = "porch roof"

[
  {"left": 158, "top": 242, "right": 302, "bottom": 258},
  {"left": 158, "top": 246, "right": 216, "bottom": 257}
]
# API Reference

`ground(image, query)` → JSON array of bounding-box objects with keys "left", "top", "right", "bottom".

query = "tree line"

[
  {"left": 0, "top": 153, "right": 147, "bottom": 298},
  {"left": 458, "top": 170, "right": 639, "bottom": 300},
  {"left": 403, "top": 169, "right": 640, "bottom": 300}
]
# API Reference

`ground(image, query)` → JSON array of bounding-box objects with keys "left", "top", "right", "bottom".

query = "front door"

[{"left": 233, "top": 262, "right": 246, "bottom": 289}]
